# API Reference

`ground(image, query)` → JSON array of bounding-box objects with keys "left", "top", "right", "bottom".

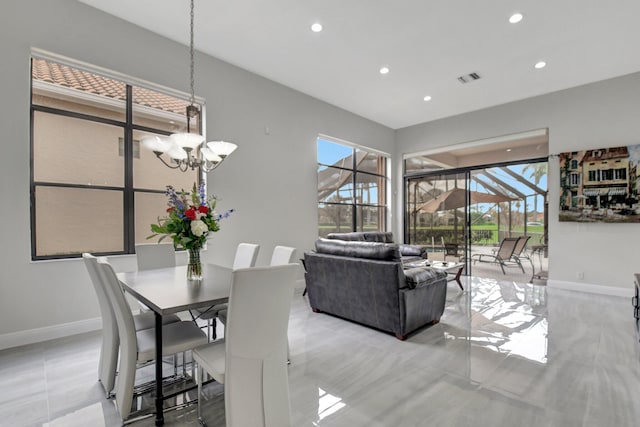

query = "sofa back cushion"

[
  {"left": 326, "top": 231, "right": 394, "bottom": 243},
  {"left": 315, "top": 238, "right": 401, "bottom": 262}
]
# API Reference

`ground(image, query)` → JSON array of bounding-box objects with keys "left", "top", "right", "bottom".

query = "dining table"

[{"left": 117, "top": 263, "right": 233, "bottom": 426}]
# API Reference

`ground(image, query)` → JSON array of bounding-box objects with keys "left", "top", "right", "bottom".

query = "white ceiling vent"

[{"left": 457, "top": 72, "right": 481, "bottom": 84}]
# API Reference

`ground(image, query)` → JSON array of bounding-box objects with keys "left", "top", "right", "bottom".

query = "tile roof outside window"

[{"left": 32, "top": 58, "right": 190, "bottom": 115}]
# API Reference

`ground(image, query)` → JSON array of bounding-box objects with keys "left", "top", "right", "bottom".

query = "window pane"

[
  {"left": 35, "top": 186, "right": 123, "bottom": 256},
  {"left": 132, "top": 86, "right": 200, "bottom": 133},
  {"left": 133, "top": 130, "right": 199, "bottom": 191},
  {"left": 135, "top": 191, "right": 170, "bottom": 244},
  {"left": 318, "top": 166, "right": 353, "bottom": 203},
  {"left": 355, "top": 172, "right": 385, "bottom": 205},
  {"left": 33, "top": 111, "right": 125, "bottom": 186},
  {"left": 317, "top": 138, "right": 353, "bottom": 168},
  {"left": 318, "top": 203, "right": 352, "bottom": 237},
  {"left": 355, "top": 149, "right": 386, "bottom": 175},
  {"left": 356, "top": 206, "right": 385, "bottom": 232},
  {"left": 31, "top": 58, "right": 126, "bottom": 121}
]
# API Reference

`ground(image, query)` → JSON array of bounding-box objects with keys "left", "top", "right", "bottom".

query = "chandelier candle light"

[
  {"left": 141, "top": 0, "right": 237, "bottom": 172},
  {"left": 148, "top": 183, "right": 233, "bottom": 281}
]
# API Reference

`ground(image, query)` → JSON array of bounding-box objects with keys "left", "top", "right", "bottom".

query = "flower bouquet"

[{"left": 149, "top": 182, "right": 233, "bottom": 280}]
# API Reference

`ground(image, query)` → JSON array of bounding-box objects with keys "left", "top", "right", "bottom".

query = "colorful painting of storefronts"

[{"left": 559, "top": 145, "right": 640, "bottom": 222}]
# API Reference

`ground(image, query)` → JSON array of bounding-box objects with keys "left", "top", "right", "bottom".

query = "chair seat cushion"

[
  {"left": 137, "top": 321, "right": 208, "bottom": 362},
  {"left": 193, "top": 340, "right": 226, "bottom": 384},
  {"left": 133, "top": 312, "right": 181, "bottom": 331}
]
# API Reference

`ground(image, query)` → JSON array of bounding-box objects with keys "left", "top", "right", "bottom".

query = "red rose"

[
  {"left": 198, "top": 205, "right": 209, "bottom": 214},
  {"left": 184, "top": 208, "right": 197, "bottom": 220}
]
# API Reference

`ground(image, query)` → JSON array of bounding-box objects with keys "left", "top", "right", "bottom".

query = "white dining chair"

[
  {"left": 218, "top": 245, "right": 297, "bottom": 359},
  {"left": 134, "top": 243, "right": 176, "bottom": 312},
  {"left": 192, "top": 243, "right": 260, "bottom": 340},
  {"left": 96, "top": 258, "right": 208, "bottom": 421},
  {"left": 82, "top": 253, "right": 182, "bottom": 398},
  {"left": 270, "top": 245, "right": 297, "bottom": 266},
  {"left": 135, "top": 243, "right": 176, "bottom": 271},
  {"left": 193, "top": 264, "right": 297, "bottom": 426}
]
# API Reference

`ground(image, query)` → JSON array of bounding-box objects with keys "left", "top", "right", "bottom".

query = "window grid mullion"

[{"left": 124, "top": 84, "right": 135, "bottom": 254}]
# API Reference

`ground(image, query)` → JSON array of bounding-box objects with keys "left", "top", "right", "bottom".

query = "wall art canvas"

[{"left": 559, "top": 144, "right": 640, "bottom": 222}]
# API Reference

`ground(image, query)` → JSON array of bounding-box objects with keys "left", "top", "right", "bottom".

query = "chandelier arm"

[
  {"left": 154, "top": 152, "right": 182, "bottom": 170},
  {"left": 202, "top": 159, "right": 222, "bottom": 173},
  {"left": 179, "top": 160, "right": 190, "bottom": 173}
]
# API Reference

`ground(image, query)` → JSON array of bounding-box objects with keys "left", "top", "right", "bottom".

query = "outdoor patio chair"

[
  {"left": 471, "top": 237, "right": 522, "bottom": 274},
  {"left": 511, "top": 235, "right": 533, "bottom": 270},
  {"left": 444, "top": 243, "right": 464, "bottom": 261}
]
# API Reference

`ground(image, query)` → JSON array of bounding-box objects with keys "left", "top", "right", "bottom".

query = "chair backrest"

[
  {"left": 232, "top": 243, "right": 260, "bottom": 269},
  {"left": 513, "top": 235, "right": 531, "bottom": 256},
  {"left": 496, "top": 237, "right": 520, "bottom": 260},
  {"left": 82, "top": 253, "right": 118, "bottom": 395},
  {"left": 224, "top": 264, "right": 297, "bottom": 427},
  {"left": 270, "top": 246, "right": 297, "bottom": 266},
  {"left": 135, "top": 243, "right": 176, "bottom": 271},
  {"left": 96, "top": 258, "right": 139, "bottom": 420},
  {"left": 444, "top": 243, "right": 459, "bottom": 256}
]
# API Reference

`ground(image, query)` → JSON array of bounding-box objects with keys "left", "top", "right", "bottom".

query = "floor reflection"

[{"left": 3, "top": 276, "right": 640, "bottom": 427}]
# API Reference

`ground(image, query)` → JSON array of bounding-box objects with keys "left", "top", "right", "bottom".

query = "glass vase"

[{"left": 187, "top": 247, "right": 202, "bottom": 281}]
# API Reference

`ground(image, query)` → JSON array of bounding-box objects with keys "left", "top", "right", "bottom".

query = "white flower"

[{"left": 190, "top": 219, "right": 208, "bottom": 237}]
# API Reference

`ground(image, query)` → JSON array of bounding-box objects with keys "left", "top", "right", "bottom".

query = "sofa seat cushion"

[
  {"left": 315, "top": 238, "right": 401, "bottom": 261},
  {"left": 404, "top": 267, "right": 447, "bottom": 289}
]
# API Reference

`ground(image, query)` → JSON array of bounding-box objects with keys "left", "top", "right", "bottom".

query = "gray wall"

[
  {"left": 0, "top": 0, "right": 394, "bottom": 339},
  {"left": 395, "top": 71, "right": 640, "bottom": 291}
]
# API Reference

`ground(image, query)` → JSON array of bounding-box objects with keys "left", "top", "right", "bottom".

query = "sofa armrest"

[
  {"left": 404, "top": 267, "right": 447, "bottom": 289},
  {"left": 399, "top": 244, "right": 428, "bottom": 258}
]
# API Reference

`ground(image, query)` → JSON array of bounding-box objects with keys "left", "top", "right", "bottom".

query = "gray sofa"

[
  {"left": 325, "top": 231, "right": 427, "bottom": 262},
  {"left": 304, "top": 234, "right": 447, "bottom": 340}
]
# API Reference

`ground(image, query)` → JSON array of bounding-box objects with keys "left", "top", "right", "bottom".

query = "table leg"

[
  {"left": 454, "top": 267, "right": 464, "bottom": 291},
  {"left": 155, "top": 312, "right": 164, "bottom": 426}
]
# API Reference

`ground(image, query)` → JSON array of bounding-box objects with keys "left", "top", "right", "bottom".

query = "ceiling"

[{"left": 77, "top": 0, "right": 640, "bottom": 130}]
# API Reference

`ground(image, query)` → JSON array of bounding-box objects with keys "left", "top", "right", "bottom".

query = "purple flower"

[
  {"left": 216, "top": 208, "right": 234, "bottom": 221},
  {"left": 199, "top": 182, "right": 206, "bottom": 205}
]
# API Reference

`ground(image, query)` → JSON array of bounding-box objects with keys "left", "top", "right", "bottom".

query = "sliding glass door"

[
  {"left": 405, "top": 171, "right": 471, "bottom": 272},
  {"left": 405, "top": 159, "right": 548, "bottom": 282}
]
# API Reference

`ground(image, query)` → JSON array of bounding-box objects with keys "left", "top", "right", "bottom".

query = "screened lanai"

[
  {"left": 317, "top": 138, "right": 388, "bottom": 237},
  {"left": 405, "top": 161, "right": 548, "bottom": 282}
]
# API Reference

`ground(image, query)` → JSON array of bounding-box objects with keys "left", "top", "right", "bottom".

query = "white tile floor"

[{"left": 1, "top": 277, "right": 639, "bottom": 426}]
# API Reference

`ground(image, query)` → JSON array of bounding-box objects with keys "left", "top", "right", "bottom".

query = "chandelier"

[{"left": 141, "top": 0, "right": 236, "bottom": 172}]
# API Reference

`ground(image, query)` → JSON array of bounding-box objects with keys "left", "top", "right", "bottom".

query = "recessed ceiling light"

[
  {"left": 423, "top": 95, "right": 432, "bottom": 102},
  {"left": 509, "top": 13, "right": 523, "bottom": 24},
  {"left": 535, "top": 61, "right": 547, "bottom": 69},
  {"left": 311, "top": 23, "right": 323, "bottom": 33},
  {"left": 506, "top": 148, "right": 512, "bottom": 152},
  {"left": 379, "top": 67, "right": 390, "bottom": 75}
]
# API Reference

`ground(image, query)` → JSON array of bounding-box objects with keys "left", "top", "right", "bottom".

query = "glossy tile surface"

[{"left": 1, "top": 277, "right": 639, "bottom": 426}]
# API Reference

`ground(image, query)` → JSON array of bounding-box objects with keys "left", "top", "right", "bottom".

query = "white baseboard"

[
  {"left": 0, "top": 278, "right": 308, "bottom": 351},
  {"left": 0, "top": 317, "right": 102, "bottom": 351},
  {"left": 547, "top": 279, "right": 633, "bottom": 298}
]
